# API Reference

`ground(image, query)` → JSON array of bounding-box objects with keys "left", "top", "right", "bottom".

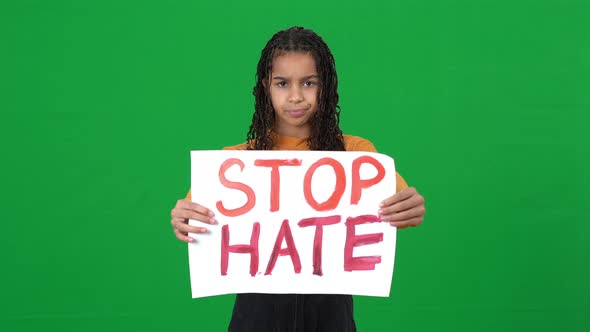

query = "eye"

[
  {"left": 276, "top": 81, "right": 287, "bottom": 88},
  {"left": 303, "top": 81, "right": 317, "bottom": 87}
]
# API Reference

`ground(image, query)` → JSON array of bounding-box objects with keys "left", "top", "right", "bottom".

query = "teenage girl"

[{"left": 170, "top": 26, "right": 426, "bottom": 332}]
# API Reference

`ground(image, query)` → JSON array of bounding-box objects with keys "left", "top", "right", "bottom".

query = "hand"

[
  {"left": 170, "top": 199, "right": 217, "bottom": 243},
  {"left": 378, "top": 187, "right": 425, "bottom": 229}
]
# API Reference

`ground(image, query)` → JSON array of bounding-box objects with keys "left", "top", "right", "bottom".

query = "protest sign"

[{"left": 189, "top": 150, "right": 397, "bottom": 298}]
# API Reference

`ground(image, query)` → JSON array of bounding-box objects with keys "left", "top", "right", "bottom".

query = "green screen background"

[{"left": 1, "top": 1, "right": 589, "bottom": 331}]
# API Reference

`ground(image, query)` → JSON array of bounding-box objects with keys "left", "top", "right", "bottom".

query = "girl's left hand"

[{"left": 378, "top": 187, "right": 426, "bottom": 229}]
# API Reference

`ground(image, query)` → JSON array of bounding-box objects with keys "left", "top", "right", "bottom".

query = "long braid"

[{"left": 247, "top": 26, "right": 345, "bottom": 151}]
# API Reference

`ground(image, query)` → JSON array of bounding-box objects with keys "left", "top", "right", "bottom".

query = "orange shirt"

[{"left": 186, "top": 133, "right": 408, "bottom": 200}]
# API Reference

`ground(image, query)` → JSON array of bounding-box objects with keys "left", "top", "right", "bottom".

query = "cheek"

[
  {"left": 268, "top": 89, "right": 281, "bottom": 110},
  {"left": 304, "top": 88, "right": 318, "bottom": 102},
  {"left": 306, "top": 89, "right": 318, "bottom": 109}
]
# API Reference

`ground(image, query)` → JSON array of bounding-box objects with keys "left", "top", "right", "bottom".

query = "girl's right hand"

[{"left": 170, "top": 199, "right": 217, "bottom": 243}]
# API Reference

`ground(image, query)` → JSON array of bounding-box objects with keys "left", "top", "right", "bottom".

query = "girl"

[{"left": 170, "top": 26, "right": 425, "bottom": 332}]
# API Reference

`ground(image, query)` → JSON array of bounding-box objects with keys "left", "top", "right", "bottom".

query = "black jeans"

[{"left": 228, "top": 294, "right": 357, "bottom": 332}]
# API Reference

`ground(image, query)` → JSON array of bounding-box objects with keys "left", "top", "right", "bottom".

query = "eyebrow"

[{"left": 272, "top": 75, "right": 319, "bottom": 80}]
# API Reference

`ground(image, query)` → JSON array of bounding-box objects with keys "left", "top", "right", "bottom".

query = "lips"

[{"left": 286, "top": 109, "right": 307, "bottom": 117}]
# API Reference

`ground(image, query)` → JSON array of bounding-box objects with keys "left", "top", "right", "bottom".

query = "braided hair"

[{"left": 246, "top": 26, "right": 345, "bottom": 151}]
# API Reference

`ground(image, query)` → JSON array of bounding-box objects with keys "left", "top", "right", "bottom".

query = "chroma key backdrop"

[{"left": 1, "top": 1, "right": 588, "bottom": 331}]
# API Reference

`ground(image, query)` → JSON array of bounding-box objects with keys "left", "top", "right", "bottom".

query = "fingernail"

[
  {"left": 378, "top": 209, "right": 383, "bottom": 214},
  {"left": 208, "top": 211, "right": 215, "bottom": 217},
  {"left": 200, "top": 228, "right": 208, "bottom": 233},
  {"left": 210, "top": 217, "right": 217, "bottom": 224},
  {"left": 187, "top": 237, "right": 195, "bottom": 242},
  {"left": 379, "top": 202, "right": 384, "bottom": 207}
]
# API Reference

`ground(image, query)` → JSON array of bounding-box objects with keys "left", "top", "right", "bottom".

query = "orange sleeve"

[
  {"left": 396, "top": 173, "right": 408, "bottom": 193},
  {"left": 186, "top": 189, "right": 192, "bottom": 201}
]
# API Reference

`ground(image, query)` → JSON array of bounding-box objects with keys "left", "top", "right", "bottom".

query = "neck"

[{"left": 273, "top": 124, "right": 311, "bottom": 139}]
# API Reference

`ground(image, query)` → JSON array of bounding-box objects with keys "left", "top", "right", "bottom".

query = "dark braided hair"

[{"left": 246, "top": 26, "right": 345, "bottom": 151}]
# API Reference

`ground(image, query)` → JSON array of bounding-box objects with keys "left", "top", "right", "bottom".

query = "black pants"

[{"left": 228, "top": 294, "right": 357, "bottom": 332}]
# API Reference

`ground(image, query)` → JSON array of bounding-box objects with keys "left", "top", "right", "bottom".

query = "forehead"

[{"left": 271, "top": 51, "right": 317, "bottom": 76}]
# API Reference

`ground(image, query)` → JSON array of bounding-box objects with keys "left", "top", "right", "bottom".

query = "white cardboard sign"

[{"left": 189, "top": 150, "right": 397, "bottom": 298}]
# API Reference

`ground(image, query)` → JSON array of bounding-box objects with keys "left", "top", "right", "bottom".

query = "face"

[{"left": 267, "top": 52, "right": 319, "bottom": 138}]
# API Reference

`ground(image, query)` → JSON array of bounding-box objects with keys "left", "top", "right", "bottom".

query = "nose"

[{"left": 288, "top": 86, "right": 304, "bottom": 103}]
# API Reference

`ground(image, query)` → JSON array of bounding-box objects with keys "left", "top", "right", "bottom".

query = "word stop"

[{"left": 216, "top": 156, "right": 386, "bottom": 216}]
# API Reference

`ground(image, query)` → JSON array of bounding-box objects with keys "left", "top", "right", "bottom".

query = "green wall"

[{"left": 1, "top": 1, "right": 588, "bottom": 331}]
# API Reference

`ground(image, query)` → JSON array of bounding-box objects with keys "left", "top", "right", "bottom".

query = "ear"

[{"left": 262, "top": 77, "right": 268, "bottom": 88}]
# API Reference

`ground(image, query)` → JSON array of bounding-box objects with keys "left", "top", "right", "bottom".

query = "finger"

[
  {"left": 176, "top": 199, "right": 215, "bottom": 217},
  {"left": 380, "top": 205, "right": 425, "bottom": 222},
  {"left": 171, "top": 208, "right": 216, "bottom": 224},
  {"left": 171, "top": 216, "right": 188, "bottom": 228},
  {"left": 170, "top": 217, "right": 206, "bottom": 233},
  {"left": 379, "top": 193, "right": 424, "bottom": 215},
  {"left": 388, "top": 216, "right": 424, "bottom": 229},
  {"left": 380, "top": 187, "right": 417, "bottom": 208},
  {"left": 175, "top": 221, "right": 209, "bottom": 235},
  {"left": 174, "top": 227, "right": 196, "bottom": 243}
]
